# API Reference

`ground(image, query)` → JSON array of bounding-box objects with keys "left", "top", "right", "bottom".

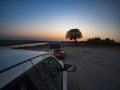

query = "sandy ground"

[
  {"left": 63, "top": 46, "right": 120, "bottom": 90},
  {"left": 21, "top": 46, "right": 120, "bottom": 90}
]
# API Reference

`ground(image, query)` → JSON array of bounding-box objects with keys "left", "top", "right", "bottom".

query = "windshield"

[{"left": 49, "top": 44, "right": 61, "bottom": 49}]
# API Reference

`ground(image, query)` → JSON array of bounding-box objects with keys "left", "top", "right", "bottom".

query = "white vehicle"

[{"left": 0, "top": 47, "right": 76, "bottom": 90}]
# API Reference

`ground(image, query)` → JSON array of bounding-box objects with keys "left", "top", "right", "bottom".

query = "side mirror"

[{"left": 63, "top": 64, "right": 77, "bottom": 72}]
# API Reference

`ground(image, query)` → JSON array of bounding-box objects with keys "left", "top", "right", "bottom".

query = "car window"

[
  {"left": 8, "top": 76, "right": 38, "bottom": 90},
  {"left": 41, "top": 57, "right": 61, "bottom": 69},
  {"left": 41, "top": 57, "right": 62, "bottom": 90},
  {"left": 49, "top": 44, "right": 61, "bottom": 49},
  {"left": 2, "top": 67, "right": 48, "bottom": 90}
]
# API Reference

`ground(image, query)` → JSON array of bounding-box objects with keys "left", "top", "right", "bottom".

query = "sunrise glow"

[{"left": 0, "top": 0, "right": 120, "bottom": 42}]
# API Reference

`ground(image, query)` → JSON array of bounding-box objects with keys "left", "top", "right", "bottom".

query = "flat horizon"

[{"left": 0, "top": 0, "right": 120, "bottom": 42}]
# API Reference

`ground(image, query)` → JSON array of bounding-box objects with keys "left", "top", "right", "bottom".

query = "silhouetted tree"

[{"left": 66, "top": 28, "right": 82, "bottom": 45}]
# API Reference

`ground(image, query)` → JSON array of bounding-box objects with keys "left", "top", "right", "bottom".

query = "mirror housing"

[{"left": 63, "top": 64, "right": 77, "bottom": 72}]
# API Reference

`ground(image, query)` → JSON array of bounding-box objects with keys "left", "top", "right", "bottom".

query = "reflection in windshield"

[{"left": 49, "top": 44, "right": 61, "bottom": 49}]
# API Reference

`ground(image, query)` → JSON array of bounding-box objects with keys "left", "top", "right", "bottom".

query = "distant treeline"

[
  {"left": 64, "top": 37, "right": 120, "bottom": 47},
  {"left": 85, "top": 37, "right": 120, "bottom": 46},
  {"left": 0, "top": 38, "right": 120, "bottom": 47}
]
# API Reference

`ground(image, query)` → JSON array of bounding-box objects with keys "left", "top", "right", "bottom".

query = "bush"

[{"left": 86, "top": 37, "right": 117, "bottom": 46}]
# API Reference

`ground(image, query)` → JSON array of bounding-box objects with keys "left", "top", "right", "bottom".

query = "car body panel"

[
  {"left": 0, "top": 48, "right": 47, "bottom": 72},
  {"left": 58, "top": 60, "right": 67, "bottom": 90},
  {"left": 0, "top": 61, "right": 33, "bottom": 89},
  {"left": 31, "top": 54, "right": 51, "bottom": 65},
  {"left": 0, "top": 47, "right": 68, "bottom": 90}
]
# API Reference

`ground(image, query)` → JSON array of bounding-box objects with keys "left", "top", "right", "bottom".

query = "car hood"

[{"left": 0, "top": 47, "right": 48, "bottom": 72}]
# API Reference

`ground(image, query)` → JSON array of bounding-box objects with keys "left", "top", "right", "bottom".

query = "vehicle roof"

[
  {"left": 0, "top": 47, "right": 48, "bottom": 72},
  {"left": 49, "top": 42, "right": 62, "bottom": 45}
]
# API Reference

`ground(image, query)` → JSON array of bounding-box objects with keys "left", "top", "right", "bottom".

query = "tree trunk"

[{"left": 74, "top": 39, "right": 77, "bottom": 45}]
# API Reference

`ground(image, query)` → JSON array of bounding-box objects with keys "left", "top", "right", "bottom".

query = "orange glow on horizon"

[
  {"left": 0, "top": 30, "right": 102, "bottom": 41},
  {"left": 1, "top": 30, "right": 66, "bottom": 41},
  {"left": 1, "top": 26, "right": 120, "bottom": 42}
]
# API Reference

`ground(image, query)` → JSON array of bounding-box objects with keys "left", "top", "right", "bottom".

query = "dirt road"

[
  {"left": 22, "top": 45, "right": 120, "bottom": 90},
  {"left": 63, "top": 46, "right": 120, "bottom": 90}
]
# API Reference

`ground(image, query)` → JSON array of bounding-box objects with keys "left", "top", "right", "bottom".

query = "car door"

[
  {"left": 42, "top": 57, "right": 63, "bottom": 90},
  {"left": 1, "top": 61, "right": 48, "bottom": 90},
  {"left": 33, "top": 56, "right": 64, "bottom": 90}
]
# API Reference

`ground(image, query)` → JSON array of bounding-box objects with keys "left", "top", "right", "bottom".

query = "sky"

[{"left": 0, "top": 0, "right": 120, "bottom": 42}]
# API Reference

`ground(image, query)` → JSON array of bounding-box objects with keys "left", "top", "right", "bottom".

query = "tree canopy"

[{"left": 66, "top": 28, "right": 82, "bottom": 45}]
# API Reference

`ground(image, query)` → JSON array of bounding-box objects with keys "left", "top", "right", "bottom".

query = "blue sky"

[{"left": 0, "top": 0, "right": 120, "bottom": 41}]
